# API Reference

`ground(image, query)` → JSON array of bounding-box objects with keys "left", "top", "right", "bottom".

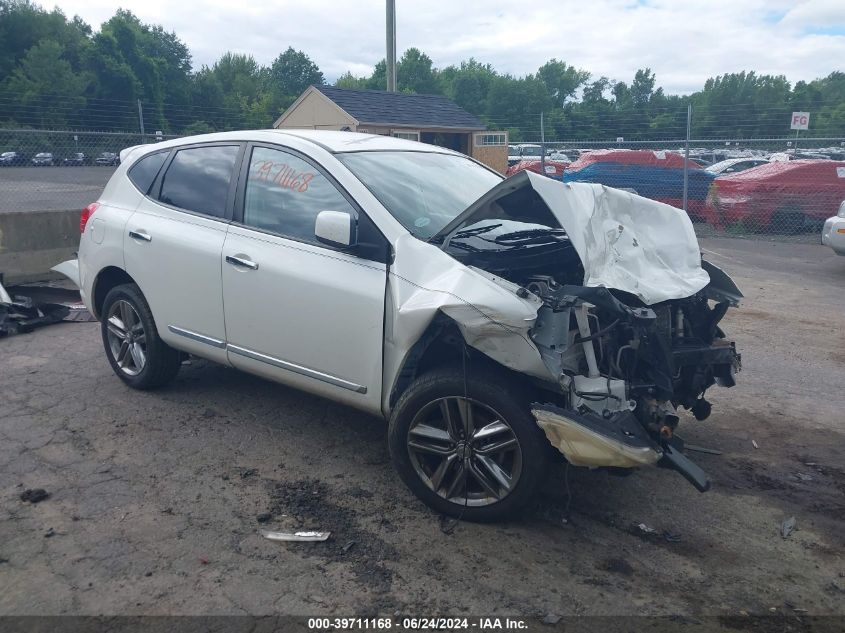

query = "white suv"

[{"left": 64, "top": 130, "right": 742, "bottom": 521}]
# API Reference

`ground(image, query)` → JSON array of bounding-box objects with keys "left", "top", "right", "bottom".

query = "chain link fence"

[
  {"left": 2, "top": 125, "right": 845, "bottom": 240},
  {"left": 0, "top": 129, "right": 178, "bottom": 212}
]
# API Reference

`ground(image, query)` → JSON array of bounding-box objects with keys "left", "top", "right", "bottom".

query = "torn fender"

[
  {"left": 382, "top": 235, "right": 554, "bottom": 414},
  {"left": 533, "top": 403, "right": 662, "bottom": 468}
]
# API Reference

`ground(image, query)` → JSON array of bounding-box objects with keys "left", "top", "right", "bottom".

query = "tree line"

[{"left": 1, "top": 0, "right": 843, "bottom": 141}]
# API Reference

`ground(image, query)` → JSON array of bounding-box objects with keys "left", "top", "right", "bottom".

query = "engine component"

[{"left": 571, "top": 375, "right": 632, "bottom": 415}]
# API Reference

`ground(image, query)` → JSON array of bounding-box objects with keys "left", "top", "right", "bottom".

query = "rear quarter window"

[{"left": 128, "top": 151, "right": 168, "bottom": 195}]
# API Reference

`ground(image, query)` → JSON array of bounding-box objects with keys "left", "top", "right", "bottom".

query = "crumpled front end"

[{"left": 421, "top": 172, "right": 743, "bottom": 491}]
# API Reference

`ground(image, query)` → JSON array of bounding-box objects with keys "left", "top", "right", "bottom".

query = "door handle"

[
  {"left": 128, "top": 230, "right": 152, "bottom": 242},
  {"left": 226, "top": 255, "right": 259, "bottom": 270}
]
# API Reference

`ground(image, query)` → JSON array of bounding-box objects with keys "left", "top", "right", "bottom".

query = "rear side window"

[
  {"left": 158, "top": 145, "right": 239, "bottom": 218},
  {"left": 128, "top": 151, "right": 168, "bottom": 195}
]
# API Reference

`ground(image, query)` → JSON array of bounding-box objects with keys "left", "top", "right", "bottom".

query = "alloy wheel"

[
  {"left": 105, "top": 300, "right": 147, "bottom": 376},
  {"left": 406, "top": 397, "right": 523, "bottom": 507}
]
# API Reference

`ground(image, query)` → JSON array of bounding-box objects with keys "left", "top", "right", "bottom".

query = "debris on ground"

[
  {"left": 541, "top": 613, "right": 562, "bottom": 625},
  {"left": 439, "top": 516, "right": 457, "bottom": 535},
  {"left": 342, "top": 540, "right": 356, "bottom": 553},
  {"left": 240, "top": 468, "right": 258, "bottom": 479},
  {"left": 663, "top": 531, "right": 683, "bottom": 543},
  {"left": 0, "top": 296, "right": 69, "bottom": 337},
  {"left": 752, "top": 440, "right": 759, "bottom": 449},
  {"left": 20, "top": 488, "right": 49, "bottom": 503},
  {"left": 43, "top": 528, "right": 56, "bottom": 538},
  {"left": 597, "top": 557, "right": 634, "bottom": 576},
  {"left": 256, "top": 512, "right": 272, "bottom": 523},
  {"left": 634, "top": 522, "right": 657, "bottom": 535},
  {"left": 781, "top": 516, "right": 796, "bottom": 539},
  {"left": 794, "top": 473, "right": 814, "bottom": 482},
  {"left": 684, "top": 444, "right": 723, "bottom": 456},
  {"left": 261, "top": 530, "right": 331, "bottom": 542}
]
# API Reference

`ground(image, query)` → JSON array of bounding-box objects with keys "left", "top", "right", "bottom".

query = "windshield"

[{"left": 337, "top": 151, "right": 502, "bottom": 239}]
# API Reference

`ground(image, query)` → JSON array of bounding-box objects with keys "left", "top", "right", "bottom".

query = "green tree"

[
  {"left": 267, "top": 47, "right": 323, "bottom": 109},
  {"left": 3, "top": 39, "right": 89, "bottom": 127},
  {"left": 537, "top": 59, "right": 589, "bottom": 107}
]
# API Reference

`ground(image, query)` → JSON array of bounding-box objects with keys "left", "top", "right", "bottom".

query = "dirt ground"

[{"left": 1, "top": 237, "right": 844, "bottom": 623}]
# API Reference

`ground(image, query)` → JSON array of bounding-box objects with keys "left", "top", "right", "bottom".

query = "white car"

[
  {"left": 705, "top": 157, "right": 769, "bottom": 175},
  {"left": 822, "top": 200, "right": 845, "bottom": 255},
  {"left": 59, "top": 130, "right": 743, "bottom": 521}
]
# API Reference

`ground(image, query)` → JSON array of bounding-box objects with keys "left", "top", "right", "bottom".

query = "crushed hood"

[{"left": 436, "top": 171, "right": 711, "bottom": 305}]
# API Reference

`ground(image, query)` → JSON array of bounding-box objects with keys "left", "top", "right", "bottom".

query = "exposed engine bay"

[{"left": 435, "top": 172, "right": 743, "bottom": 491}]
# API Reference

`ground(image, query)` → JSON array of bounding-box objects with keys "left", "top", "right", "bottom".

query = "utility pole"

[
  {"left": 386, "top": 0, "right": 397, "bottom": 92},
  {"left": 137, "top": 99, "right": 145, "bottom": 138},
  {"left": 540, "top": 112, "right": 546, "bottom": 173},
  {"left": 682, "top": 104, "right": 691, "bottom": 213}
]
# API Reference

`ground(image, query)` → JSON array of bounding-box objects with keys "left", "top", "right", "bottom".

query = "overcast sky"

[{"left": 48, "top": 0, "right": 845, "bottom": 94}]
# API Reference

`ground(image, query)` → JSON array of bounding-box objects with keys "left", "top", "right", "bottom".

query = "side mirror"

[{"left": 315, "top": 210, "right": 357, "bottom": 248}]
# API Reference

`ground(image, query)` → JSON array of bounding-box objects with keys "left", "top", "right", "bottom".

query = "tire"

[
  {"left": 100, "top": 283, "right": 181, "bottom": 390},
  {"left": 388, "top": 367, "right": 549, "bottom": 522}
]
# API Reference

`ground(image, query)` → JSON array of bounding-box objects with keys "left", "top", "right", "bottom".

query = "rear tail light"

[{"left": 80, "top": 202, "right": 99, "bottom": 233}]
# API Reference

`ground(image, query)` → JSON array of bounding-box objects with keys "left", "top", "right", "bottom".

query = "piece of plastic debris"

[
  {"left": 781, "top": 517, "right": 796, "bottom": 538},
  {"left": 542, "top": 613, "right": 562, "bottom": 625},
  {"left": 795, "top": 473, "right": 814, "bottom": 482},
  {"left": 636, "top": 522, "right": 656, "bottom": 534},
  {"left": 684, "top": 444, "right": 723, "bottom": 456},
  {"left": 20, "top": 488, "right": 49, "bottom": 503},
  {"left": 261, "top": 530, "right": 331, "bottom": 542},
  {"left": 342, "top": 540, "right": 356, "bottom": 552},
  {"left": 44, "top": 528, "right": 55, "bottom": 538},
  {"left": 663, "top": 531, "right": 683, "bottom": 542},
  {"left": 752, "top": 440, "right": 759, "bottom": 449}
]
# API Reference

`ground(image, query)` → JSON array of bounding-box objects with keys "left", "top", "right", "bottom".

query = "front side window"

[
  {"left": 243, "top": 146, "right": 356, "bottom": 244},
  {"left": 337, "top": 151, "right": 502, "bottom": 239},
  {"left": 128, "top": 151, "right": 168, "bottom": 195},
  {"left": 159, "top": 145, "right": 239, "bottom": 217}
]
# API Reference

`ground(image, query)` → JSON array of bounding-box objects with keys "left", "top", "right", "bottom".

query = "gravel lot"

[
  {"left": 0, "top": 166, "right": 115, "bottom": 212},
  {"left": 1, "top": 237, "right": 843, "bottom": 622}
]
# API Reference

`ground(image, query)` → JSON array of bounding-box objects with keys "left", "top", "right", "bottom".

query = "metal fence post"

[
  {"left": 137, "top": 99, "right": 145, "bottom": 139},
  {"left": 682, "top": 103, "right": 691, "bottom": 212}
]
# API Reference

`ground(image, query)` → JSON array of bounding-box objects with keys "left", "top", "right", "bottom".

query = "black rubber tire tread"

[
  {"left": 388, "top": 366, "right": 549, "bottom": 522},
  {"left": 100, "top": 283, "right": 181, "bottom": 390}
]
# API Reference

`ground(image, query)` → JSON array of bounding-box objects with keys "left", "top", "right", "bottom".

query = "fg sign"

[{"left": 790, "top": 112, "right": 810, "bottom": 130}]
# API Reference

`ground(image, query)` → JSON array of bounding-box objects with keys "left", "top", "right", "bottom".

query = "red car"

[
  {"left": 704, "top": 160, "right": 845, "bottom": 232},
  {"left": 506, "top": 159, "right": 569, "bottom": 179}
]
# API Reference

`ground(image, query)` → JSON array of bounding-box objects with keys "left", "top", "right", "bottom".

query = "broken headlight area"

[{"left": 524, "top": 276, "right": 740, "bottom": 491}]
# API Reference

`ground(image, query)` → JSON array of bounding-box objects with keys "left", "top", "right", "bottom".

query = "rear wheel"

[
  {"left": 101, "top": 283, "right": 181, "bottom": 390},
  {"left": 388, "top": 367, "right": 549, "bottom": 521}
]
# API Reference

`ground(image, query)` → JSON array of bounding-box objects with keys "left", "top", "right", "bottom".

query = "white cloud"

[{"left": 47, "top": 0, "right": 845, "bottom": 93}]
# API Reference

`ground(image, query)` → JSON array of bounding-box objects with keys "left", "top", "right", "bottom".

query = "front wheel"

[
  {"left": 388, "top": 368, "right": 549, "bottom": 522},
  {"left": 100, "top": 283, "right": 181, "bottom": 390}
]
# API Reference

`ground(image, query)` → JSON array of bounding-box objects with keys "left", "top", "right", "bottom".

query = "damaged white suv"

[{"left": 64, "top": 130, "right": 742, "bottom": 521}]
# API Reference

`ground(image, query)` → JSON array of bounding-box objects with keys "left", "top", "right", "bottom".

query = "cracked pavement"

[{"left": 1, "top": 237, "right": 844, "bottom": 618}]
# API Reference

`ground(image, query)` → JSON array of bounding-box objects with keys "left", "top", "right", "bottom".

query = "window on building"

[
  {"left": 391, "top": 131, "right": 420, "bottom": 142},
  {"left": 158, "top": 145, "right": 239, "bottom": 218},
  {"left": 474, "top": 133, "right": 507, "bottom": 147},
  {"left": 243, "top": 146, "right": 356, "bottom": 245}
]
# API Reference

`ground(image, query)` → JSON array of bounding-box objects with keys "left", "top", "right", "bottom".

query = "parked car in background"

[
  {"left": 507, "top": 143, "right": 543, "bottom": 166},
  {"left": 704, "top": 160, "right": 845, "bottom": 232},
  {"left": 822, "top": 200, "right": 845, "bottom": 255},
  {"left": 506, "top": 158, "right": 569, "bottom": 179},
  {"left": 31, "top": 152, "right": 54, "bottom": 166},
  {"left": 705, "top": 158, "right": 769, "bottom": 176},
  {"left": 548, "top": 150, "right": 572, "bottom": 162},
  {"left": 95, "top": 152, "right": 120, "bottom": 166},
  {"left": 57, "top": 130, "right": 742, "bottom": 520},
  {"left": 63, "top": 152, "right": 88, "bottom": 166},
  {"left": 0, "top": 151, "right": 27, "bottom": 166},
  {"left": 562, "top": 149, "right": 716, "bottom": 220}
]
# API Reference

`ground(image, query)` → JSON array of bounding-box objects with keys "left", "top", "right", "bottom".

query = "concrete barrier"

[{"left": 0, "top": 209, "right": 80, "bottom": 284}]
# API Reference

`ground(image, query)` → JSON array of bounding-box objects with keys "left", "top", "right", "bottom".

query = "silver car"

[{"left": 822, "top": 200, "right": 845, "bottom": 255}]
